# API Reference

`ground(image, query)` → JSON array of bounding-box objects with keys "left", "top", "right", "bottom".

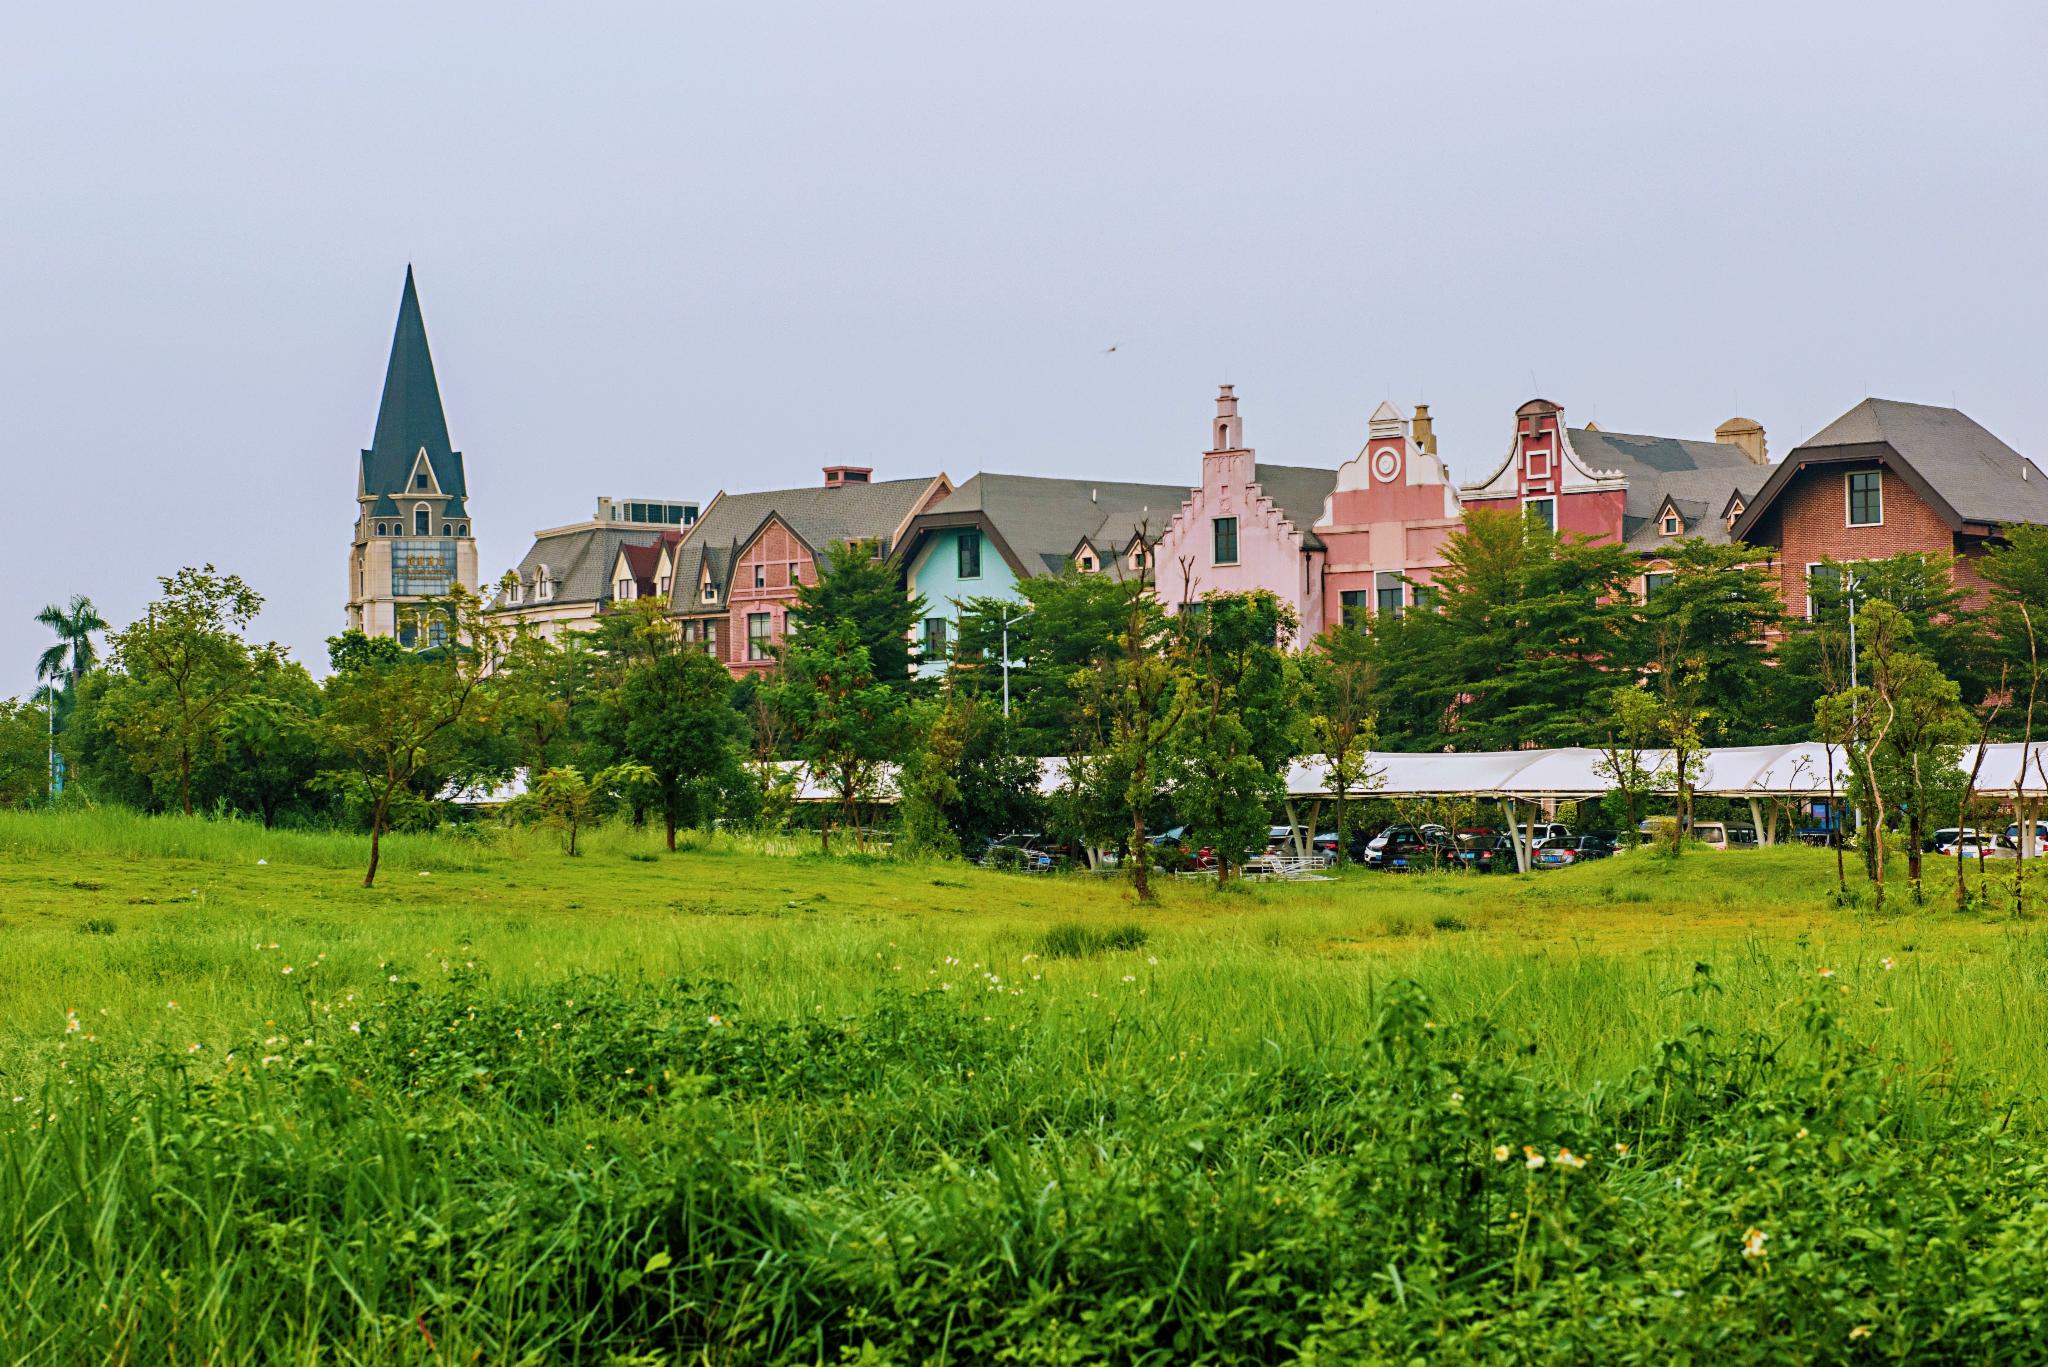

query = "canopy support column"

[
  {"left": 1499, "top": 796, "right": 1529, "bottom": 873},
  {"left": 1749, "top": 797, "right": 1770, "bottom": 847}
]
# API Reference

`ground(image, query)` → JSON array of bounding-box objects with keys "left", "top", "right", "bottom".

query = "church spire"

[{"left": 363, "top": 265, "right": 460, "bottom": 497}]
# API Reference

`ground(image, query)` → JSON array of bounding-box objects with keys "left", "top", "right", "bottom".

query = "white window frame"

[
  {"left": 1523, "top": 496, "right": 1557, "bottom": 532},
  {"left": 1846, "top": 470, "right": 1883, "bottom": 528},
  {"left": 1660, "top": 510, "right": 1681, "bottom": 536}
]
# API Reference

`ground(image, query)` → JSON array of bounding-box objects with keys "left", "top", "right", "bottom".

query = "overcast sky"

[{"left": 4, "top": 2, "right": 2044, "bottom": 691}]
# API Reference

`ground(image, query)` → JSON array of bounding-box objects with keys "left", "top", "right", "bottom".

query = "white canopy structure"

[{"left": 782, "top": 741, "right": 2048, "bottom": 871}]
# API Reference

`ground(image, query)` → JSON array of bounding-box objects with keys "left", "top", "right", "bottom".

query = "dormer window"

[
  {"left": 1726, "top": 500, "right": 1744, "bottom": 529},
  {"left": 1660, "top": 510, "right": 1681, "bottom": 536},
  {"left": 1078, "top": 553, "right": 1096, "bottom": 572},
  {"left": 618, "top": 578, "right": 635, "bottom": 600},
  {"left": 414, "top": 505, "right": 430, "bottom": 535},
  {"left": 413, "top": 471, "right": 427, "bottom": 490}
]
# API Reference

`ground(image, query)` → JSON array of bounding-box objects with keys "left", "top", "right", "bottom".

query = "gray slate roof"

[
  {"left": 669, "top": 475, "right": 946, "bottom": 613},
  {"left": 503, "top": 525, "right": 661, "bottom": 607},
  {"left": 918, "top": 473, "right": 1191, "bottom": 576},
  {"left": 1251, "top": 463, "right": 1341, "bottom": 549},
  {"left": 1567, "top": 427, "right": 1763, "bottom": 553},
  {"left": 1793, "top": 398, "right": 2048, "bottom": 527}
]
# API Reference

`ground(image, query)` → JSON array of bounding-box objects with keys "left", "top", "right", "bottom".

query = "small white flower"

[
  {"left": 1492, "top": 1144, "right": 1511, "bottom": 1162},
  {"left": 1523, "top": 1146, "right": 1545, "bottom": 1169},
  {"left": 1880, "top": 957, "right": 1895, "bottom": 971},
  {"left": 348, "top": 1022, "right": 361, "bottom": 1034},
  {"left": 281, "top": 965, "right": 293, "bottom": 975},
  {"left": 186, "top": 1043, "right": 201, "bottom": 1054},
  {"left": 1741, "top": 1227, "right": 1768, "bottom": 1259},
  {"left": 256, "top": 859, "right": 268, "bottom": 866},
  {"left": 1818, "top": 967, "right": 1835, "bottom": 979}
]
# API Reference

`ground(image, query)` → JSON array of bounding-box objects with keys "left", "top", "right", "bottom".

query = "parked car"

[
  {"left": 1533, "top": 834, "right": 1616, "bottom": 868},
  {"left": 1365, "top": 824, "right": 1450, "bottom": 868},
  {"left": 1933, "top": 828, "right": 2001, "bottom": 858},
  {"left": 1689, "top": 822, "right": 1731, "bottom": 851},
  {"left": 1515, "top": 822, "right": 1573, "bottom": 846},
  {"left": 1452, "top": 829, "right": 1515, "bottom": 873},
  {"left": 1382, "top": 829, "right": 1459, "bottom": 872},
  {"left": 979, "top": 833, "right": 1058, "bottom": 871},
  {"left": 2004, "top": 821, "right": 2048, "bottom": 856}
]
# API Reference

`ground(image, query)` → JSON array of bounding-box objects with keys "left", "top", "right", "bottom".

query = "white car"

[{"left": 2004, "top": 822, "right": 2048, "bottom": 856}]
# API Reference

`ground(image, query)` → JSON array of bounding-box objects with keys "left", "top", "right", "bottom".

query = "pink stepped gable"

[
  {"left": 1153, "top": 386, "right": 1336, "bottom": 639},
  {"left": 1313, "top": 401, "right": 1461, "bottom": 630}
]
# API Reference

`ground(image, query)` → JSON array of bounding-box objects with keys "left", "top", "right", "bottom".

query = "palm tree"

[
  {"left": 36, "top": 595, "right": 108, "bottom": 689},
  {"left": 35, "top": 595, "right": 106, "bottom": 801}
]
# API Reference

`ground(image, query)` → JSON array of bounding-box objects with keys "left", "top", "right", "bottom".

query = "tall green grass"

[{"left": 4, "top": 815, "right": 2046, "bottom": 1359}]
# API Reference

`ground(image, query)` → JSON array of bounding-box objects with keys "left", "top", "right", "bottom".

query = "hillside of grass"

[{"left": 5, "top": 811, "right": 2047, "bottom": 1361}]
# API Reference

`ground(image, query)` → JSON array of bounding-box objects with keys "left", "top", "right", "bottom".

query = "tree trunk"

[
  {"left": 365, "top": 786, "right": 393, "bottom": 888},
  {"left": 665, "top": 805, "right": 677, "bottom": 853},
  {"left": 1129, "top": 754, "right": 1152, "bottom": 903},
  {"left": 179, "top": 745, "right": 193, "bottom": 817}
]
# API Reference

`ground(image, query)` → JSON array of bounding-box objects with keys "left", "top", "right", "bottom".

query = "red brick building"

[
  {"left": 1732, "top": 399, "right": 2048, "bottom": 617},
  {"left": 1458, "top": 399, "right": 1771, "bottom": 596},
  {"left": 664, "top": 467, "right": 952, "bottom": 674}
]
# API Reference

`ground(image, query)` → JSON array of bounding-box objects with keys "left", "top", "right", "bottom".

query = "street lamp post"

[
  {"left": 1845, "top": 571, "right": 1862, "bottom": 834},
  {"left": 1000, "top": 606, "right": 1033, "bottom": 719}
]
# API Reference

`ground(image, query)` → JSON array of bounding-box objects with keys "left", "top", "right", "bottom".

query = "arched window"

[
  {"left": 414, "top": 505, "right": 430, "bottom": 536},
  {"left": 442, "top": 523, "right": 452, "bottom": 536}
]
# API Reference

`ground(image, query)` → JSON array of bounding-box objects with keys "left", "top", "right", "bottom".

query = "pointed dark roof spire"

[{"left": 361, "top": 266, "right": 466, "bottom": 506}]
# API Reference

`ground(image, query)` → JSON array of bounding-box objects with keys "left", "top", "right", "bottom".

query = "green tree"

[
  {"left": 1303, "top": 626, "right": 1379, "bottom": 861},
  {"left": 769, "top": 619, "right": 905, "bottom": 851},
  {"left": 220, "top": 655, "right": 323, "bottom": 828},
  {"left": 319, "top": 591, "right": 505, "bottom": 887},
  {"left": 0, "top": 699, "right": 48, "bottom": 807},
  {"left": 104, "top": 566, "right": 264, "bottom": 815},
  {"left": 529, "top": 762, "right": 654, "bottom": 856},
  {"left": 1593, "top": 685, "right": 1662, "bottom": 843},
  {"left": 1859, "top": 601, "right": 1973, "bottom": 896},
  {"left": 34, "top": 594, "right": 108, "bottom": 695},
  {"left": 1396, "top": 509, "right": 1639, "bottom": 749},
  {"left": 622, "top": 637, "right": 743, "bottom": 851},
  {"left": 1069, "top": 573, "right": 1184, "bottom": 900},
  {"left": 1168, "top": 591, "right": 1300, "bottom": 882},
  {"left": 788, "top": 539, "right": 925, "bottom": 686},
  {"left": 954, "top": 571, "right": 1130, "bottom": 752},
  {"left": 1633, "top": 539, "right": 1781, "bottom": 742}
]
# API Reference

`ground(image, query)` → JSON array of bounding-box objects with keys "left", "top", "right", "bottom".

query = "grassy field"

[{"left": 4, "top": 809, "right": 2048, "bottom": 1363}]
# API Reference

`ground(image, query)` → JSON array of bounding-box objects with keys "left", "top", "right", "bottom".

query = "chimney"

[
  {"left": 1716, "top": 417, "right": 1768, "bottom": 465},
  {"left": 823, "top": 465, "right": 873, "bottom": 488},
  {"left": 1410, "top": 403, "right": 1437, "bottom": 455}
]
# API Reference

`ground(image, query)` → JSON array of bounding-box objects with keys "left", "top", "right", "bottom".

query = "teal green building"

[{"left": 897, "top": 473, "right": 1191, "bottom": 677}]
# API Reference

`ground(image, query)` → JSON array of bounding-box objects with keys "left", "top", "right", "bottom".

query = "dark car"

[
  {"left": 1365, "top": 824, "right": 1450, "bottom": 868},
  {"left": 1453, "top": 828, "right": 1515, "bottom": 873},
  {"left": 1533, "top": 834, "right": 1616, "bottom": 869},
  {"left": 1383, "top": 829, "right": 1459, "bottom": 872}
]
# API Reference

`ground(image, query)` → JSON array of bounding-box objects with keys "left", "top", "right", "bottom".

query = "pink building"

[
  {"left": 1313, "top": 401, "right": 1461, "bottom": 630},
  {"left": 1153, "top": 386, "right": 1337, "bottom": 639}
]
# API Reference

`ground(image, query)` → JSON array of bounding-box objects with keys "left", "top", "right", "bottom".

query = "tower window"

[
  {"left": 442, "top": 523, "right": 452, "bottom": 536},
  {"left": 413, "top": 470, "right": 427, "bottom": 490},
  {"left": 1213, "top": 517, "right": 1239, "bottom": 565},
  {"left": 414, "top": 506, "right": 430, "bottom": 535}
]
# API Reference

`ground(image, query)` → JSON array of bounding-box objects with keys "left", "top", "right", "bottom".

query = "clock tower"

[{"left": 346, "top": 268, "right": 480, "bottom": 644}]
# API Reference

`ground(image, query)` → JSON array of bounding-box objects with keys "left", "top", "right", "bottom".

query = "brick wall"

[{"left": 1770, "top": 461, "right": 1958, "bottom": 615}]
